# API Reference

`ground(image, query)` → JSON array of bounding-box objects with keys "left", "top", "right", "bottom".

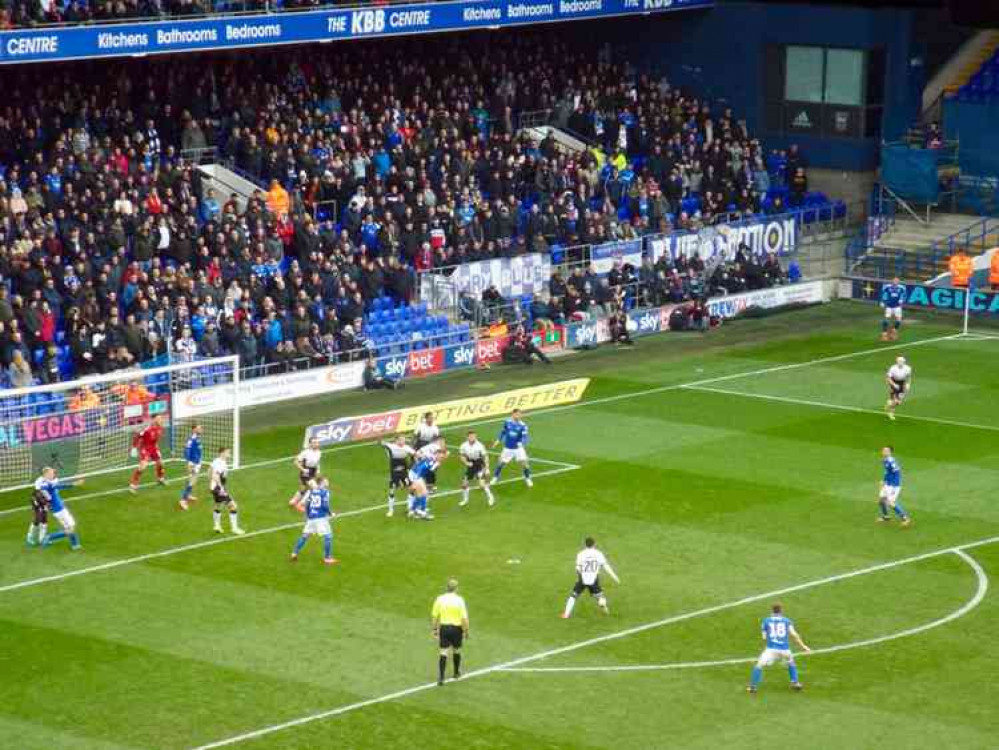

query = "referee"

[{"left": 431, "top": 578, "right": 469, "bottom": 686}]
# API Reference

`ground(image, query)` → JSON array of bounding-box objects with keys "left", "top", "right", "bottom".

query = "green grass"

[{"left": 2, "top": 300, "right": 999, "bottom": 750}]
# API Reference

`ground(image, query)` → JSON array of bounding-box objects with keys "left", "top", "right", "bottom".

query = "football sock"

[
  {"left": 406, "top": 494, "right": 415, "bottom": 512},
  {"left": 228, "top": 510, "right": 239, "bottom": 530},
  {"left": 878, "top": 500, "right": 890, "bottom": 518},
  {"left": 439, "top": 655, "right": 447, "bottom": 683},
  {"left": 453, "top": 652, "right": 462, "bottom": 676},
  {"left": 322, "top": 534, "right": 333, "bottom": 559},
  {"left": 493, "top": 464, "right": 504, "bottom": 481},
  {"left": 893, "top": 320, "right": 901, "bottom": 330},
  {"left": 293, "top": 536, "right": 308, "bottom": 555},
  {"left": 155, "top": 464, "right": 165, "bottom": 479},
  {"left": 387, "top": 489, "right": 395, "bottom": 512},
  {"left": 881, "top": 319, "right": 889, "bottom": 332},
  {"left": 69, "top": 532, "right": 80, "bottom": 548},
  {"left": 563, "top": 596, "right": 576, "bottom": 617},
  {"left": 38, "top": 523, "right": 46, "bottom": 540},
  {"left": 26, "top": 523, "right": 36, "bottom": 543},
  {"left": 597, "top": 595, "right": 608, "bottom": 611},
  {"left": 461, "top": 488, "right": 469, "bottom": 503},
  {"left": 46, "top": 531, "right": 67, "bottom": 544},
  {"left": 788, "top": 664, "right": 799, "bottom": 683},
  {"left": 181, "top": 482, "right": 192, "bottom": 500},
  {"left": 523, "top": 467, "right": 532, "bottom": 480},
  {"left": 485, "top": 486, "right": 494, "bottom": 502},
  {"left": 130, "top": 469, "right": 142, "bottom": 485},
  {"left": 213, "top": 510, "right": 222, "bottom": 528},
  {"left": 750, "top": 667, "right": 763, "bottom": 687},
  {"left": 893, "top": 502, "right": 909, "bottom": 520},
  {"left": 418, "top": 495, "right": 428, "bottom": 513}
]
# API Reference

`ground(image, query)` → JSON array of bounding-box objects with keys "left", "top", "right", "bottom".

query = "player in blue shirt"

[
  {"left": 179, "top": 424, "right": 203, "bottom": 511},
  {"left": 747, "top": 603, "right": 810, "bottom": 693},
  {"left": 34, "top": 467, "right": 84, "bottom": 550},
  {"left": 407, "top": 438, "right": 446, "bottom": 520},
  {"left": 290, "top": 477, "right": 338, "bottom": 565},
  {"left": 491, "top": 409, "right": 533, "bottom": 488},
  {"left": 878, "top": 445, "right": 911, "bottom": 526},
  {"left": 880, "top": 277, "right": 906, "bottom": 341}
]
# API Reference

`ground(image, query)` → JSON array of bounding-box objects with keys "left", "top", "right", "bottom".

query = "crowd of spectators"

[
  {"left": 0, "top": 32, "right": 815, "bottom": 388},
  {"left": 0, "top": 0, "right": 308, "bottom": 29}
]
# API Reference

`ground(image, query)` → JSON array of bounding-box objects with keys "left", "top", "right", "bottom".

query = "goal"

[{"left": 0, "top": 356, "right": 240, "bottom": 492}]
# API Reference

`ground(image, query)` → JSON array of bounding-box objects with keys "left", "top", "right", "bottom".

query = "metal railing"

[{"left": 419, "top": 204, "right": 849, "bottom": 313}]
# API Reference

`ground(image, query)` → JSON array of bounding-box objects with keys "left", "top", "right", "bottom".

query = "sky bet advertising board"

[{"left": 0, "top": 0, "right": 712, "bottom": 64}]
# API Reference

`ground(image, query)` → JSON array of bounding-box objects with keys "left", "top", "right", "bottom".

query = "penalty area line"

[
  {"left": 0, "top": 465, "right": 580, "bottom": 595},
  {"left": 188, "top": 535, "right": 997, "bottom": 750}
]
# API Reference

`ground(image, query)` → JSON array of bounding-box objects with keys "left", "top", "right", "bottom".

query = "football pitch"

[{"left": 2, "top": 300, "right": 998, "bottom": 750}]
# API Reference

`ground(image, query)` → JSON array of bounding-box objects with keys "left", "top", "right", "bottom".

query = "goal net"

[{"left": 0, "top": 356, "right": 240, "bottom": 493}]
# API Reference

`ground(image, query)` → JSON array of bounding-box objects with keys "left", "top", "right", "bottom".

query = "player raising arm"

[
  {"left": 459, "top": 431, "right": 494, "bottom": 508},
  {"left": 747, "top": 603, "right": 810, "bottom": 693},
  {"left": 491, "top": 408, "right": 532, "bottom": 488},
  {"left": 289, "top": 438, "right": 322, "bottom": 509},
  {"left": 35, "top": 467, "right": 84, "bottom": 550},
  {"left": 382, "top": 435, "right": 415, "bottom": 517},
  {"left": 561, "top": 537, "right": 620, "bottom": 619},
  {"left": 885, "top": 356, "right": 912, "bottom": 421},
  {"left": 210, "top": 447, "right": 245, "bottom": 535},
  {"left": 408, "top": 437, "right": 447, "bottom": 520},
  {"left": 129, "top": 415, "right": 166, "bottom": 493},
  {"left": 880, "top": 277, "right": 906, "bottom": 341},
  {"left": 290, "top": 476, "right": 337, "bottom": 565},
  {"left": 412, "top": 413, "right": 441, "bottom": 491},
  {"left": 179, "top": 424, "right": 203, "bottom": 511}
]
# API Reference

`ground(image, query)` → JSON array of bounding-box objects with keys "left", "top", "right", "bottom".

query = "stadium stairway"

[{"left": 854, "top": 214, "right": 999, "bottom": 281}]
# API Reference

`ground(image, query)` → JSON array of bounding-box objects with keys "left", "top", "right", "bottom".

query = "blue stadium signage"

[
  {"left": 0, "top": 0, "right": 713, "bottom": 64},
  {"left": 853, "top": 279, "right": 999, "bottom": 314}
]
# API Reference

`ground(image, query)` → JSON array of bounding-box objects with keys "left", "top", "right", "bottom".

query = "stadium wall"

[{"left": 615, "top": 0, "right": 921, "bottom": 170}]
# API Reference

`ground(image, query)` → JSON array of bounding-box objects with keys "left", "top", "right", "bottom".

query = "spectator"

[{"left": 8, "top": 349, "right": 33, "bottom": 388}]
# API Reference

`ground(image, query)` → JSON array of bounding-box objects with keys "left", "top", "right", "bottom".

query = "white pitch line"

[
  {"left": 0, "top": 441, "right": 577, "bottom": 519},
  {"left": 685, "top": 385, "right": 999, "bottom": 434},
  {"left": 500, "top": 548, "right": 989, "bottom": 674},
  {"left": 190, "top": 534, "right": 999, "bottom": 749},
  {"left": 0, "top": 330, "right": 957, "bottom": 517},
  {"left": 0, "top": 465, "right": 580, "bottom": 595}
]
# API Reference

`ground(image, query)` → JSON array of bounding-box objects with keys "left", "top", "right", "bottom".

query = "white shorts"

[
  {"left": 756, "top": 648, "right": 794, "bottom": 668},
  {"left": 53, "top": 508, "right": 75, "bottom": 530},
  {"left": 303, "top": 518, "right": 332, "bottom": 536},
  {"left": 500, "top": 447, "right": 529, "bottom": 464},
  {"left": 187, "top": 462, "right": 202, "bottom": 476},
  {"left": 880, "top": 485, "right": 901, "bottom": 504},
  {"left": 884, "top": 306, "right": 902, "bottom": 320}
]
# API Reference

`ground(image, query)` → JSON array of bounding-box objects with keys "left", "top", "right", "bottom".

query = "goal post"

[{"left": 0, "top": 355, "right": 240, "bottom": 493}]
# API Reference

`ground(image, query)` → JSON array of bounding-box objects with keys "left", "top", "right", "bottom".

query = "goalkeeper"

[{"left": 129, "top": 415, "right": 167, "bottom": 493}]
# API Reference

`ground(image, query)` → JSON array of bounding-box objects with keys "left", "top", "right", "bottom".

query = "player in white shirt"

[
  {"left": 561, "top": 537, "right": 620, "bottom": 619},
  {"left": 412, "top": 413, "right": 441, "bottom": 489},
  {"left": 458, "top": 431, "right": 494, "bottom": 508},
  {"left": 289, "top": 437, "right": 323, "bottom": 508},
  {"left": 885, "top": 356, "right": 912, "bottom": 421},
  {"left": 210, "top": 447, "right": 244, "bottom": 535}
]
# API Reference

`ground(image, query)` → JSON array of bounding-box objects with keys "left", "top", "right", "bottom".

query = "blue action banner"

[{"left": 0, "top": 0, "right": 712, "bottom": 64}]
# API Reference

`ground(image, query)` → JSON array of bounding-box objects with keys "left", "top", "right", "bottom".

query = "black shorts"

[
  {"left": 299, "top": 468, "right": 318, "bottom": 486},
  {"left": 465, "top": 460, "right": 485, "bottom": 481},
  {"left": 32, "top": 504, "right": 48, "bottom": 524},
  {"left": 439, "top": 624, "right": 464, "bottom": 649},
  {"left": 572, "top": 576, "right": 602, "bottom": 597},
  {"left": 212, "top": 486, "right": 231, "bottom": 504},
  {"left": 389, "top": 468, "right": 409, "bottom": 489},
  {"left": 889, "top": 381, "right": 907, "bottom": 399}
]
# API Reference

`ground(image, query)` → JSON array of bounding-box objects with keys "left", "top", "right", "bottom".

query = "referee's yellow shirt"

[{"left": 432, "top": 592, "right": 468, "bottom": 626}]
